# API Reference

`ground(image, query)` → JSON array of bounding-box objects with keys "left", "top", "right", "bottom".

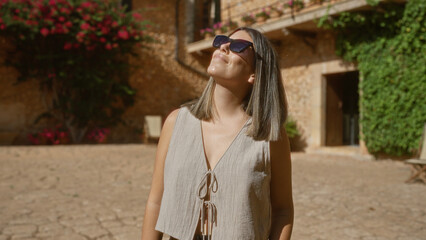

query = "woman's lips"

[{"left": 214, "top": 53, "right": 228, "bottom": 63}]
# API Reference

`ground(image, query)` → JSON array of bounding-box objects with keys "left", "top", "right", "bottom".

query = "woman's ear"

[{"left": 248, "top": 74, "right": 255, "bottom": 84}]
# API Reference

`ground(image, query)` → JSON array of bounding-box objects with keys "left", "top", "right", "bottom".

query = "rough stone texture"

[
  {"left": 0, "top": 0, "right": 209, "bottom": 145},
  {"left": 0, "top": 0, "right": 340, "bottom": 148},
  {"left": 0, "top": 144, "right": 425, "bottom": 240}
]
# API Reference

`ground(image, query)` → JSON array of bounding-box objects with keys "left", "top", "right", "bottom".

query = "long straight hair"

[{"left": 184, "top": 27, "right": 288, "bottom": 141}]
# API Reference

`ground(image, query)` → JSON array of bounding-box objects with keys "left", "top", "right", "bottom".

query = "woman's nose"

[{"left": 219, "top": 42, "right": 230, "bottom": 53}]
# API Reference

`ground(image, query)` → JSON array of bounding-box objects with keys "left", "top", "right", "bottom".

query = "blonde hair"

[{"left": 184, "top": 27, "right": 288, "bottom": 141}]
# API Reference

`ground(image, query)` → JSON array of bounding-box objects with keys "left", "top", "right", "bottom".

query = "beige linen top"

[{"left": 155, "top": 107, "right": 271, "bottom": 240}]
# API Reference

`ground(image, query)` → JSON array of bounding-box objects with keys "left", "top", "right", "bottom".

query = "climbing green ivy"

[{"left": 318, "top": 0, "right": 426, "bottom": 156}]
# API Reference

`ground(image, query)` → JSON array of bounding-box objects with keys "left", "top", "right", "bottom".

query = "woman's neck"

[{"left": 212, "top": 83, "right": 249, "bottom": 123}]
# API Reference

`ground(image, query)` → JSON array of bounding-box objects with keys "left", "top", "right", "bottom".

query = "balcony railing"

[{"left": 187, "top": 0, "right": 375, "bottom": 53}]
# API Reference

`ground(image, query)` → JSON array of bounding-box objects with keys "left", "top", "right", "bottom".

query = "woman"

[{"left": 141, "top": 27, "right": 293, "bottom": 240}]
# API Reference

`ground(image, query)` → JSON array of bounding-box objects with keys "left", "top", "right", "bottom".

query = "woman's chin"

[{"left": 207, "top": 65, "right": 219, "bottom": 77}]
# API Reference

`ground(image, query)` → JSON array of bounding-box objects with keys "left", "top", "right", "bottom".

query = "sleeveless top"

[{"left": 155, "top": 107, "right": 271, "bottom": 240}]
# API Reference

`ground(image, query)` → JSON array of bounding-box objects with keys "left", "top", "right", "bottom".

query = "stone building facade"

[{"left": 0, "top": 0, "right": 372, "bottom": 155}]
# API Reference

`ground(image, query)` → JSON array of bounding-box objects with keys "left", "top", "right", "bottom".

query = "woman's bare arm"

[
  {"left": 141, "top": 109, "right": 179, "bottom": 240},
  {"left": 269, "top": 128, "right": 294, "bottom": 240}
]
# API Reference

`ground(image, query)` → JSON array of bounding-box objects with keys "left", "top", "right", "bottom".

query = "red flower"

[
  {"left": 81, "top": 2, "right": 92, "bottom": 9},
  {"left": 63, "top": 42, "right": 72, "bottom": 50},
  {"left": 83, "top": 15, "right": 91, "bottom": 21},
  {"left": 99, "top": 37, "right": 106, "bottom": 43},
  {"left": 0, "top": 24, "right": 5, "bottom": 30},
  {"left": 132, "top": 12, "right": 142, "bottom": 20},
  {"left": 48, "top": 0, "right": 56, "bottom": 6},
  {"left": 101, "top": 27, "right": 109, "bottom": 35},
  {"left": 112, "top": 21, "right": 118, "bottom": 27},
  {"left": 65, "top": 21, "right": 72, "bottom": 27},
  {"left": 105, "top": 43, "right": 112, "bottom": 50},
  {"left": 80, "top": 22, "right": 90, "bottom": 30},
  {"left": 58, "top": 16, "right": 65, "bottom": 22},
  {"left": 40, "top": 28, "right": 49, "bottom": 37},
  {"left": 59, "top": 7, "right": 70, "bottom": 15},
  {"left": 76, "top": 31, "right": 85, "bottom": 42},
  {"left": 118, "top": 29, "right": 129, "bottom": 40},
  {"left": 86, "top": 45, "right": 95, "bottom": 51}
]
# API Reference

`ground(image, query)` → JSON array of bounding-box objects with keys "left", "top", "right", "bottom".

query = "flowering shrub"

[
  {"left": 28, "top": 124, "right": 70, "bottom": 145},
  {"left": 86, "top": 127, "right": 110, "bottom": 143},
  {"left": 0, "top": 0, "right": 153, "bottom": 143},
  {"left": 200, "top": 27, "right": 213, "bottom": 37}
]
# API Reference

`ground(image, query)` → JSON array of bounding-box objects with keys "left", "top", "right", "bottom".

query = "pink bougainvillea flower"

[
  {"left": 40, "top": 28, "right": 49, "bottom": 36},
  {"left": 86, "top": 45, "right": 95, "bottom": 51},
  {"left": 63, "top": 42, "right": 73, "bottom": 50},
  {"left": 132, "top": 12, "right": 142, "bottom": 20},
  {"left": 80, "top": 22, "right": 90, "bottom": 30},
  {"left": 118, "top": 29, "right": 129, "bottom": 40},
  {"left": 48, "top": 0, "right": 56, "bottom": 6},
  {"left": 76, "top": 31, "right": 85, "bottom": 42},
  {"left": 60, "top": 7, "right": 70, "bottom": 15},
  {"left": 101, "top": 27, "right": 109, "bottom": 35},
  {"left": 28, "top": 134, "right": 39, "bottom": 145},
  {"left": 81, "top": 2, "right": 92, "bottom": 9}
]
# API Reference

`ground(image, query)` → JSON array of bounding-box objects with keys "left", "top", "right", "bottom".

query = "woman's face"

[{"left": 207, "top": 30, "right": 255, "bottom": 87}]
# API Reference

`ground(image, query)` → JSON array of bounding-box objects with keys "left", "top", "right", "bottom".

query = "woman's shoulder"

[{"left": 163, "top": 108, "right": 181, "bottom": 130}]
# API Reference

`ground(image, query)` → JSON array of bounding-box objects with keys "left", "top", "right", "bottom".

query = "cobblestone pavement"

[{"left": 0, "top": 145, "right": 425, "bottom": 240}]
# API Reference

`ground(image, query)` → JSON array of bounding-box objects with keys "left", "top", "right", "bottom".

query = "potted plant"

[
  {"left": 213, "top": 22, "right": 227, "bottom": 35},
  {"left": 285, "top": 0, "right": 305, "bottom": 11},
  {"left": 255, "top": 8, "right": 270, "bottom": 24},
  {"left": 241, "top": 13, "right": 255, "bottom": 26},
  {"left": 200, "top": 28, "right": 214, "bottom": 39},
  {"left": 224, "top": 20, "right": 238, "bottom": 31}
]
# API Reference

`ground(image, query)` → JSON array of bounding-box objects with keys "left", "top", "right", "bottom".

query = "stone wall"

[
  {"left": 0, "top": 0, "right": 210, "bottom": 144},
  {"left": 0, "top": 38, "right": 48, "bottom": 144},
  {"left": 0, "top": 0, "right": 352, "bottom": 150}
]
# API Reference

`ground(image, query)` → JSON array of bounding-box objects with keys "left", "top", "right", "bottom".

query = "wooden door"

[{"left": 326, "top": 76, "right": 343, "bottom": 146}]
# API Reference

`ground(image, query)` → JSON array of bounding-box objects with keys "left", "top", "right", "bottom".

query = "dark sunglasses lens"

[
  {"left": 213, "top": 35, "right": 229, "bottom": 48},
  {"left": 230, "top": 41, "right": 251, "bottom": 53}
]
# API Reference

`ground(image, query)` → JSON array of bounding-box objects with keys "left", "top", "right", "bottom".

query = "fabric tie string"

[{"left": 196, "top": 170, "right": 218, "bottom": 239}]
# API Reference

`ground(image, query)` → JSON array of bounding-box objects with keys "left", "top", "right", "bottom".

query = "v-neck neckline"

[{"left": 199, "top": 117, "right": 251, "bottom": 172}]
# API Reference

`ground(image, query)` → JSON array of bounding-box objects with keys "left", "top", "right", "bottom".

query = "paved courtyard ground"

[{"left": 0, "top": 144, "right": 424, "bottom": 240}]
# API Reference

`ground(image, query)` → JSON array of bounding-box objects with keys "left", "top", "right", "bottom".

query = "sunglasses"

[{"left": 212, "top": 35, "right": 254, "bottom": 53}]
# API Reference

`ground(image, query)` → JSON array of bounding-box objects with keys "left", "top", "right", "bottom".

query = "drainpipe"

[{"left": 175, "top": 0, "right": 209, "bottom": 78}]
